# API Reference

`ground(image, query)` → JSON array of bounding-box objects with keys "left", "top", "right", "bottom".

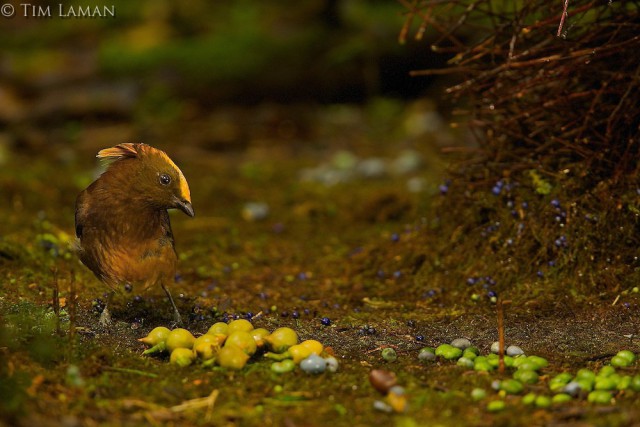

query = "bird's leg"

[
  {"left": 161, "top": 283, "right": 183, "bottom": 326},
  {"left": 99, "top": 291, "right": 114, "bottom": 327}
]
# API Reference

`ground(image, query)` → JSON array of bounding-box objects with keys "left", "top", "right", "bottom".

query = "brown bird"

[{"left": 75, "top": 143, "right": 194, "bottom": 326}]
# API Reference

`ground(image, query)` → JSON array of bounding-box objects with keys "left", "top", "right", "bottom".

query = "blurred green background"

[{"left": 0, "top": 0, "right": 451, "bottom": 155}]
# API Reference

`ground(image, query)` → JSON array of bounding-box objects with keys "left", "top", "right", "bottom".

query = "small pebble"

[
  {"left": 369, "top": 369, "right": 397, "bottom": 394},
  {"left": 241, "top": 202, "right": 269, "bottom": 221},
  {"left": 506, "top": 345, "right": 525, "bottom": 356},
  {"left": 300, "top": 354, "right": 326, "bottom": 374},
  {"left": 562, "top": 381, "right": 583, "bottom": 396},
  {"left": 325, "top": 356, "right": 339, "bottom": 373},
  {"left": 451, "top": 338, "right": 472, "bottom": 350},
  {"left": 418, "top": 348, "right": 436, "bottom": 362},
  {"left": 490, "top": 341, "right": 501, "bottom": 354},
  {"left": 373, "top": 400, "right": 393, "bottom": 413},
  {"left": 388, "top": 385, "right": 405, "bottom": 396},
  {"left": 457, "top": 357, "right": 475, "bottom": 369}
]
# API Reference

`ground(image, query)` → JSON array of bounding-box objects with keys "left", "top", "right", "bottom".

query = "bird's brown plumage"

[{"left": 75, "top": 143, "right": 194, "bottom": 324}]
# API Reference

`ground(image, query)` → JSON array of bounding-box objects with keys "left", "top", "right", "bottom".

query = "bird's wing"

[{"left": 75, "top": 190, "right": 88, "bottom": 239}]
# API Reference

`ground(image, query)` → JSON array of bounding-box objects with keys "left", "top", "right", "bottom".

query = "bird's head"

[{"left": 97, "top": 143, "right": 194, "bottom": 217}]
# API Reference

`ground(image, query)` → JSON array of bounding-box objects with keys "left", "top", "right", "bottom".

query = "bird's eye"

[{"left": 159, "top": 174, "right": 172, "bottom": 186}]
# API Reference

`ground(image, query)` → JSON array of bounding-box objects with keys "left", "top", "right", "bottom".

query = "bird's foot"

[{"left": 99, "top": 307, "right": 112, "bottom": 327}]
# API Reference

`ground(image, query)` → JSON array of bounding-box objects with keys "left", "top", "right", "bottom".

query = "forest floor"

[{"left": 1, "top": 102, "right": 639, "bottom": 426}]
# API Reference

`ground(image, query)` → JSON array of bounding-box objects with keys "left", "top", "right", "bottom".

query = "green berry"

[
  {"left": 500, "top": 379, "right": 524, "bottom": 395},
  {"left": 534, "top": 395, "right": 551, "bottom": 408},
  {"left": 526, "top": 355, "right": 549, "bottom": 369},
  {"left": 611, "top": 355, "right": 631, "bottom": 368},
  {"left": 513, "top": 369, "right": 539, "bottom": 385},
  {"left": 486, "top": 400, "right": 506, "bottom": 412},
  {"left": 435, "top": 344, "right": 463, "bottom": 360},
  {"left": 616, "top": 350, "right": 636, "bottom": 364},
  {"left": 271, "top": 359, "right": 296, "bottom": 374},
  {"left": 587, "top": 390, "right": 613, "bottom": 404},
  {"left": 382, "top": 348, "right": 398, "bottom": 362},
  {"left": 617, "top": 375, "right": 632, "bottom": 390},
  {"left": 576, "top": 369, "right": 596, "bottom": 382},
  {"left": 594, "top": 377, "right": 618, "bottom": 391},
  {"left": 522, "top": 393, "right": 536, "bottom": 405},
  {"left": 470, "top": 388, "right": 487, "bottom": 401},
  {"left": 551, "top": 393, "right": 572, "bottom": 404},
  {"left": 598, "top": 365, "right": 616, "bottom": 377},
  {"left": 462, "top": 349, "right": 477, "bottom": 360}
]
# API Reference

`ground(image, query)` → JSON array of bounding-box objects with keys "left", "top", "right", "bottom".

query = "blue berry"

[
  {"left": 551, "top": 199, "right": 561, "bottom": 208},
  {"left": 416, "top": 335, "right": 425, "bottom": 342},
  {"left": 292, "top": 310, "right": 300, "bottom": 319},
  {"left": 391, "top": 233, "right": 400, "bottom": 242},
  {"left": 321, "top": 317, "right": 331, "bottom": 326}
]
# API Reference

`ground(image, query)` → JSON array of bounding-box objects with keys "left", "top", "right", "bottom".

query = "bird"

[{"left": 74, "top": 143, "right": 194, "bottom": 326}]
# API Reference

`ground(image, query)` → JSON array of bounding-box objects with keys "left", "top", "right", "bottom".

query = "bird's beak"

[{"left": 174, "top": 197, "right": 195, "bottom": 217}]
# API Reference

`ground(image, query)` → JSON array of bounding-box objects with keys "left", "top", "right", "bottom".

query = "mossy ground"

[{"left": 1, "top": 105, "right": 639, "bottom": 426}]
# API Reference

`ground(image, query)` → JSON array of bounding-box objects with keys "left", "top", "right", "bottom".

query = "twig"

[
  {"left": 557, "top": 0, "right": 570, "bottom": 37},
  {"left": 496, "top": 299, "right": 511, "bottom": 374}
]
